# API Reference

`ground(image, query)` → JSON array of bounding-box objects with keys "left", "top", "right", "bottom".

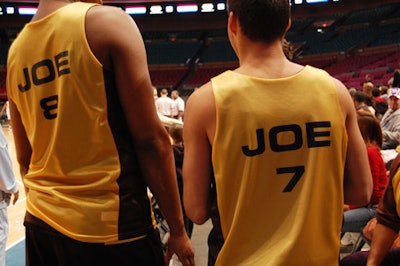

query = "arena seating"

[
  {"left": 0, "top": 2, "right": 399, "bottom": 94},
  {"left": 145, "top": 2, "right": 400, "bottom": 89}
]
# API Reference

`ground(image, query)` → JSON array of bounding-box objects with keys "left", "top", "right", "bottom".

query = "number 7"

[{"left": 276, "top": 166, "right": 305, "bottom": 193}]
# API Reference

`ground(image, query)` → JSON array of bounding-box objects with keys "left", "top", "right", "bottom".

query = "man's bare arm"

[
  {"left": 86, "top": 6, "right": 194, "bottom": 265},
  {"left": 367, "top": 223, "right": 398, "bottom": 266},
  {"left": 183, "top": 83, "right": 215, "bottom": 224}
]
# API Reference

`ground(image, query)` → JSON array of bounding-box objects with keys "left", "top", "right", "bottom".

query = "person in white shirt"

[
  {"left": 0, "top": 101, "right": 10, "bottom": 122},
  {"left": 0, "top": 128, "right": 19, "bottom": 266},
  {"left": 156, "top": 89, "right": 174, "bottom": 118},
  {"left": 381, "top": 88, "right": 400, "bottom": 149},
  {"left": 171, "top": 90, "right": 185, "bottom": 121}
]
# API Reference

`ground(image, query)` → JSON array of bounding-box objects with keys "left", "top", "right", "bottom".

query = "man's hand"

[
  {"left": 164, "top": 231, "right": 195, "bottom": 266},
  {"left": 12, "top": 190, "right": 19, "bottom": 205}
]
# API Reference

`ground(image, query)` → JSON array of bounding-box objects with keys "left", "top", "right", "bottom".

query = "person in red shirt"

[{"left": 342, "top": 113, "right": 388, "bottom": 233}]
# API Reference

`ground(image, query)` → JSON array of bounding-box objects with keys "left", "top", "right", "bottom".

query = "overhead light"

[
  {"left": 306, "top": 0, "right": 328, "bottom": 3},
  {"left": 165, "top": 5, "right": 174, "bottom": 13},
  {"left": 176, "top": 4, "right": 198, "bottom": 13},
  {"left": 150, "top": 5, "right": 163, "bottom": 15},
  {"left": 6, "top": 6, "right": 14, "bottom": 14},
  {"left": 125, "top": 6, "right": 146, "bottom": 15},
  {"left": 18, "top": 6, "right": 37, "bottom": 15},
  {"left": 216, "top": 3, "right": 226, "bottom": 11},
  {"left": 201, "top": 3, "right": 215, "bottom": 13}
]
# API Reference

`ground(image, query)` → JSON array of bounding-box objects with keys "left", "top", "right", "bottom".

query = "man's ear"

[
  {"left": 285, "top": 18, "right": 292, "bottom": 33},
  {"left": 227, "top": 11, "right": 239, "bottom": 57},
  {"left": 228, "top": 11, "right": 238, "bottom": 36}
]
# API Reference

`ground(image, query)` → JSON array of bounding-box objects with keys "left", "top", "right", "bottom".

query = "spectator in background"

[
  {"left": 392, "top": 64, "right": 400, "bottom": 88},
  {"left": 353, "top": 91, "right": 375, "bottom": 115},
  {"left": 348, "top": 87, "right": 357, "bottom": 98},
  {"left": 183, "top": 0, "right": 372, "bottom": 264},
  {"left": 381, "top": 88, "right": 400, "bottom": 149},
  {"left": 169, "top": 124, "right": 193, "bottom": 238},
  {"left": 341, "top": 113, "right": 388, "bottom": 242},
  {"left": 282, "top": 38, "right": 294, "bottom": 60},
  {"left": 153, "top": 86, "right": 158, "bottom": 102},
  {"left": 363, "top": 82, "right": 375, "bottom": 109},
  {"left": 362, "top": 74, "right": 373, "bottom": 88},
  {"left": 372, "top": 87, "right": 388, "bottom": 121},
  {"left": 363, "top": 81, "right": 374, "bottom": 96},
  {"left": 379, "top": 85, "right": 389, "bottom": 101},
  {"left": 0, "top": 128, "right": 19, "bottom": 266},
  {"left": 0, "top": 101, "right": 10, "bottom": 126},
  {"left": 156, "top": 89, "right": 175, "bottom": 118},
  {"left": 171, "top": 90, "right": 185, "bottom": 122}
]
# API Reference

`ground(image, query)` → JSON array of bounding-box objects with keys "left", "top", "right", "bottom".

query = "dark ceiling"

[
  {"left": 1, "top": 0, "right": 398, "bottom": 17},
  {"left": 0, "top": 0, "right": 399, "bottom": 32}
]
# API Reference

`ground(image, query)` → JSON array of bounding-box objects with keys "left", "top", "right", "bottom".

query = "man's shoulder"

[
  {"left": 85, "top": 3, "right": 133, "bottom": 31},
  {"left": 393, "top": 109, "right": 400, "bottom": 117}
]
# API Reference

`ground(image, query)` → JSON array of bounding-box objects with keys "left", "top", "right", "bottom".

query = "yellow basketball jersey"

[
  {"left": 212, "top": 66, "right": 347, "bottom": 265},
  {"left": 7, "top": 2, "right": 155, "bottom": 243}
]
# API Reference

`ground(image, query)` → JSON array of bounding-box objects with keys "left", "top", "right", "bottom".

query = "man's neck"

[
  {"left": 234, "top": 38, "right": 303, "bottom": 79},
  {"left": 33, "top": 0, "right": 72, "bottom": 21}
]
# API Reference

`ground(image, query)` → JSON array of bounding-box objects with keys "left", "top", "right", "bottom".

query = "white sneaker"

[{"left": 341, "top": 232, "right": 354, "bottom": 246}]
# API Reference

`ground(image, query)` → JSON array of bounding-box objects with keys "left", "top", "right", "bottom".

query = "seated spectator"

[
  {"left": 381, "top": 88, "right": 400, "bottom": 149},
  {"left": 358, "top": 153, "right": 400, "bottom": 265},
  {"left": 379, "top": 85, "right": 389, "bottom": 101},
  {"left": 372, "top": 87, "right": 388, "bottom": 121},
  {"left": 393, "top": 64, "right": 400, "bottom": 88},
  {"left": 352, "top": 91, "right": 375, "bottom": 115},
  {"left": 363, "top": 81, "right": 374, "bottom": 98},
  {"left": 348, "top": 87, "right": 357, "bottom": 98},
  {"left": 341, "top": 113, "right": 388, "bottom": 245}
]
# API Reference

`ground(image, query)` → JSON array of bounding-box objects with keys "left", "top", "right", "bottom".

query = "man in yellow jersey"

[
  {"left": 183, "top": 0, "right": 372, "bottom": 265},
  {"left": 6, "top": 0, "right": 194, "bottom": 265}
]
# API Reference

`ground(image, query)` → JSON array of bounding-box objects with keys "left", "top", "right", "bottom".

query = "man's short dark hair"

[
  {"left": 353, "top": 91, "right": 367, "bottom": 103},
  {"left": 227, "top": 0, "right": 290, "bottom": 43}
]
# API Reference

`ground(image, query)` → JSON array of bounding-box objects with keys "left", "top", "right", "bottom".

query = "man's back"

[
  {"left": 211, "top": 66, "right": 346, "bottom": 265},
  {"left": 7, "top": 2, "right": 155, "bottom": 243},
  {"left": 156, "top": 96, "right": 174, "bottom": 117},
  {"left": 7, "top": 1, "right": 194, "bottom": 264},
  {"left": 183, "top": 1, "right": 370, "bottom": 265}
]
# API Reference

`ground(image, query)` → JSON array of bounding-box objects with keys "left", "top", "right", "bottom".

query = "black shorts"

[{"left": 24, "top": 212, "right": 164, "bottom": 266}]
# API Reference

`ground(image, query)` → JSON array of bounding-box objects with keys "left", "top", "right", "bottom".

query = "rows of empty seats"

[{"left": 0, "top": 3, "right": 399, "bottom": 92}]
